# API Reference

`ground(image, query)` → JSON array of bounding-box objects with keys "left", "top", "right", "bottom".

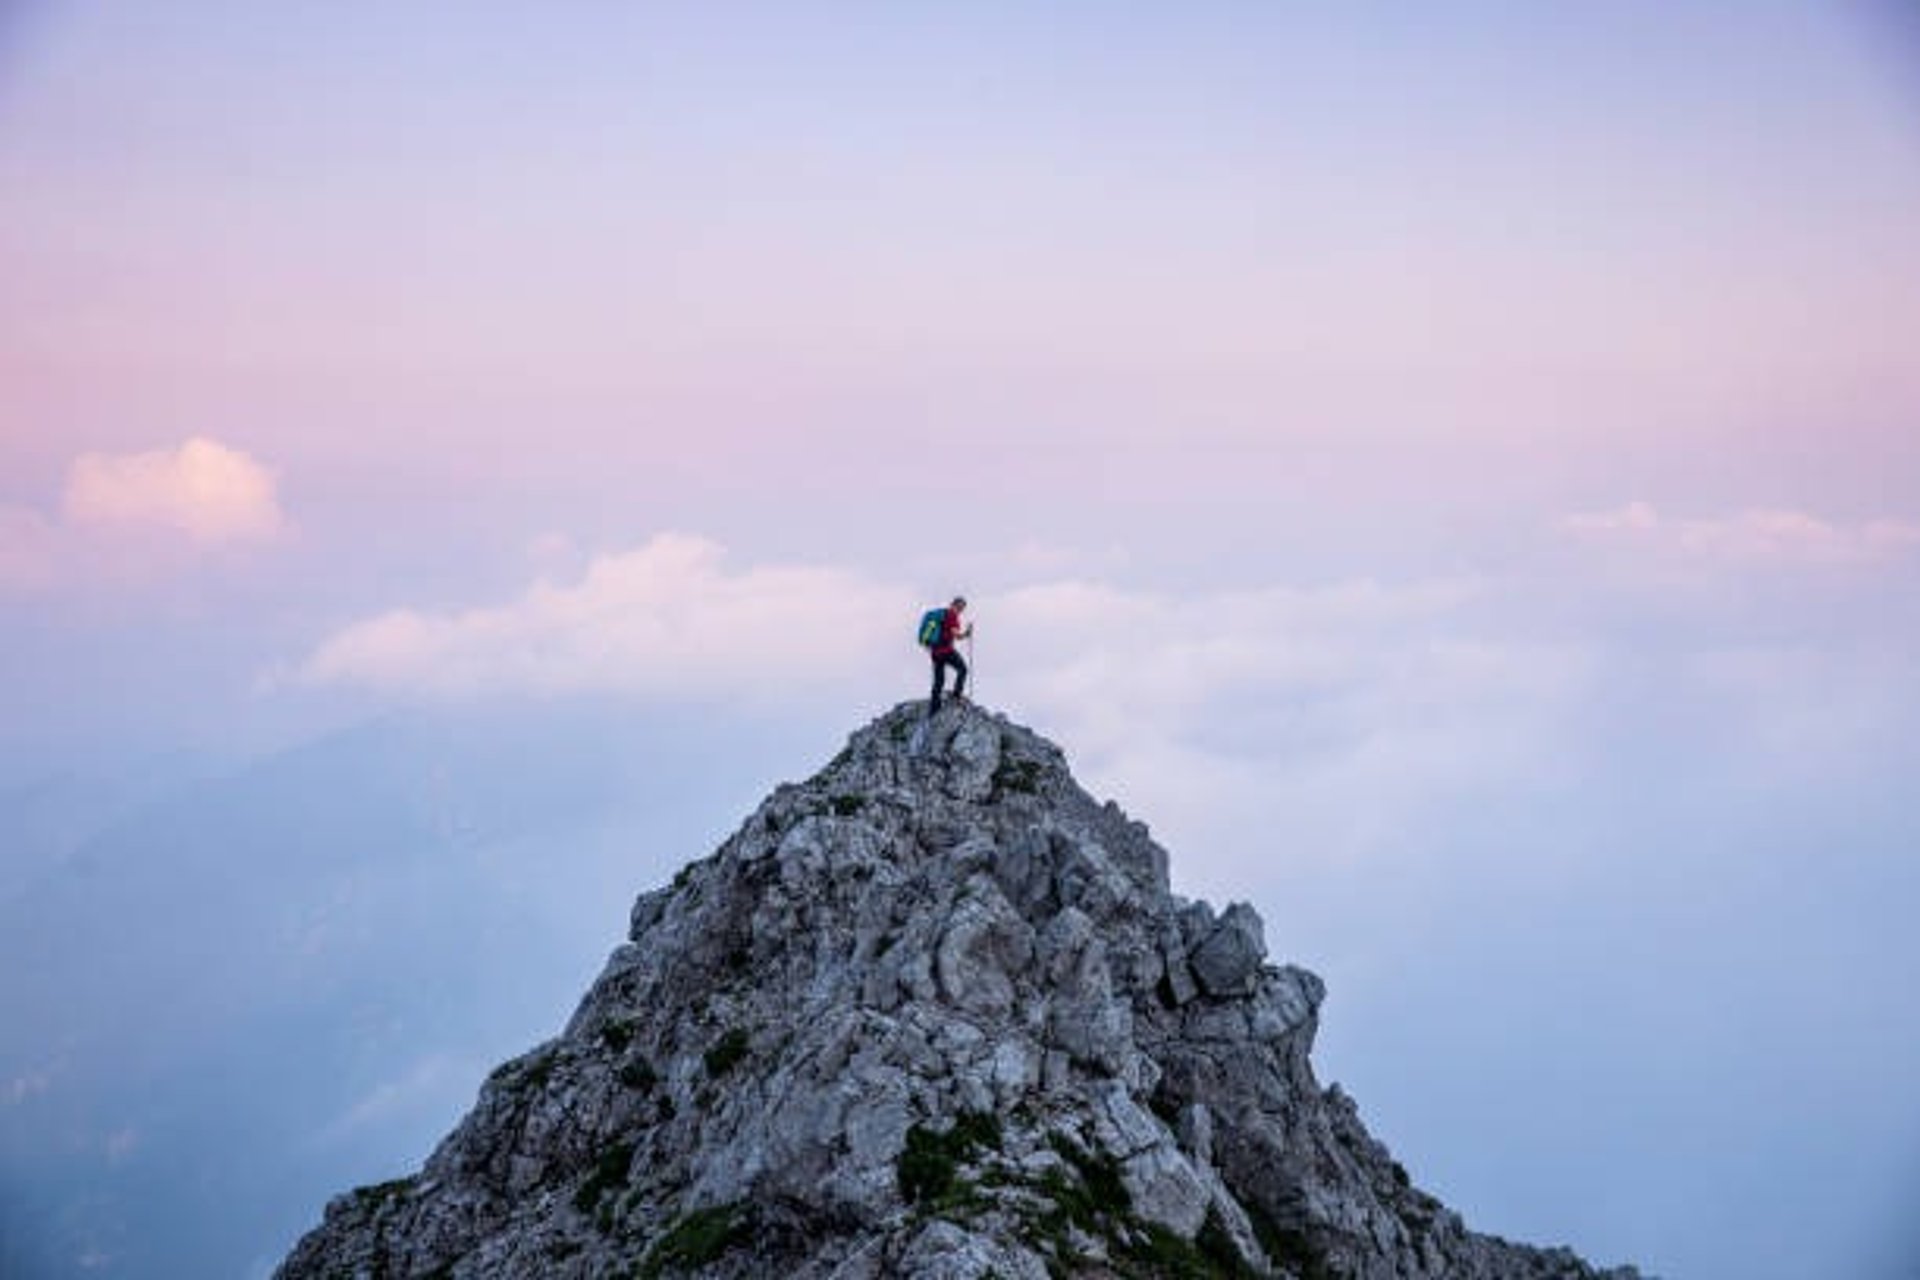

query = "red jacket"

[{"left": 932, "top": 608, "right": 964, "bottom": 658}]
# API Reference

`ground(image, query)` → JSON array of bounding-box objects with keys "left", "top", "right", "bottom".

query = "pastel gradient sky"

[
  {"left": 3, "top": 2, "right": 1916, "bottom": 734},
  {"left": 3, "top": 4, "right": 1920, "bottom": 1278}
]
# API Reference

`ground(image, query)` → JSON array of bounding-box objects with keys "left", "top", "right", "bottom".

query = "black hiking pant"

[{"left": 929, "top": 650, "right": 967, "bottom": 712}]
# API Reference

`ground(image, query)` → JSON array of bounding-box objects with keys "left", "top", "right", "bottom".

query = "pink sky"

[
  {"left": 3, "top": 3, "right": 1916, "bottom": 767},
  {"left": 4, "top": 5, "right": 1918, "bottom": 540},
  {"left": 2, "top": 8, "right": 1919, "bottom": 1277}
]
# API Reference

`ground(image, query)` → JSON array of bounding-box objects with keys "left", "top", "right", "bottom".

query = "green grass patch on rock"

[
  {"left": 1243, "top": 1199, "right": 1333, "bottom": 1280},
  {"left": 992, "top": 759, "right": 1046, "bottom": 795},
  {"left": 349, "top": 1176, "right": 414, "bottom": 1212},
  {"left": 489, "top": 1046, "right": 558, "bottom": 1092},
  {"left": 1046, "top": 1132, "right": 1130, "bottom": 1218},
  {"left": 571, "top": 1141, "right": 636, "bottom": 1219},
  {"left": 897, "top": 1110, "right": 1004, "bottom": 1207},
  {"left": 638, "top": 1202, "right": 749, "bottom": 1278},
  {"left": 1115, "top": 1207, "right": 1259, "bottom": 1279},
  {"left": 703, "top": 1028, "right": 751, "bottom": 1077}
]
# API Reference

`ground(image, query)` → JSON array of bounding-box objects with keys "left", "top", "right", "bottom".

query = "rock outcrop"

[{"left": 279, "top": 703, "right": 1639, "bottom": 1279}]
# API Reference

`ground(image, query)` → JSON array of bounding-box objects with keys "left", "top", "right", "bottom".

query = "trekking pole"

[{"left": 966, "top": 629, "right": 976, "bottom": 704}]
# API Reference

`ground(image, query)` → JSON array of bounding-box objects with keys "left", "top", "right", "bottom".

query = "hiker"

[{"left": 923, "top": 596, "right": 972, "bottom": 714}]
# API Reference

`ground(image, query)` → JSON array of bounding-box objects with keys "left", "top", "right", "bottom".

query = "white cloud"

[
  {"left": 61, "top": 436, "right": 285, "bottom": 544},
  {"left": 979, "top": 576, "right": 1594, "bottom": 866},
  {"left": 296, "top": 533, "right": 916, "bottom": 702},
  {"left": 291, "top": 540, "right": 1589, "bottom": 865},
  {"left": 296, "top": 526, "right": 1919, "bottom": 876},
  {"left": 1562, "top": 500, "right": 1661, "bottom": 536},
  {"left": 1, "top": 437, "right": 287, "bottom": 597},
  {"left": 1562, "top": 502, "right": 1920, "bottom": 565}
]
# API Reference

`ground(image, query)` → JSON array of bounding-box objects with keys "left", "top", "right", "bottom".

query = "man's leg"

[
  {"left": 929, "top": 655, "right": 946, "bottom": 713},
  {"left": 950, "top": 652, "right": 969, "bottom": 700}
]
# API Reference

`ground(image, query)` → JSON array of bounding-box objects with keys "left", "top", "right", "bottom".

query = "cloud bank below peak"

[
  {"left": 292, "top": 533, "right": 915, "bottom": 703},
  {"left": 283, "top": 520, "right": 1918, "bottom": 870},
  {"left": 1562, "top": 501, "right": 1920, "bottom": 566},
  {"left": 287, "top": 534, "right": 1583, "bottom": 865}
]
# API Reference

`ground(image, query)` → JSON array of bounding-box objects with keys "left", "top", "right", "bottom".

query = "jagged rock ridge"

[{"left": 279, "top": 703, "right": 1639, "bottom": 1279}]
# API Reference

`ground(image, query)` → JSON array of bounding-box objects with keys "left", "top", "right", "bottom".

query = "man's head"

[{"left": 951, "top": 595, "right": 967, "bottom": 613}]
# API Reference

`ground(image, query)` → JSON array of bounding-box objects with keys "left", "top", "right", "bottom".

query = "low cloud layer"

[
  {"left": 982, "top": 577, "right": 1595, "bottom": 868},
  {"left": 1562, "top": 501, "right": 1920, "bottom": 565},
  {"left": 295, "top": 533, "right": 914, "bottom": 702},
  {"left": 294, "top": 539, "right": 1595, "bottom": 865},
  {"left": 292, "top": 527, "right": 1918, "bottom": 876}
]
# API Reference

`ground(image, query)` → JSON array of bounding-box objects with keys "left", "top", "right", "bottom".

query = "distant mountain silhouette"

[{"left": 0, "top": 702, "right": 810, "bottom": 1280}]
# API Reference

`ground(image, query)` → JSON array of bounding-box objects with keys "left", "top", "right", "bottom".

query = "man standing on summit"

[{"left": 924, "top": 595, "right": 972, "bottom": 714}]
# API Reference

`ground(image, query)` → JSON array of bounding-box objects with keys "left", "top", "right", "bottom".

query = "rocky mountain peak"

[{"left": 279, "top": 702, "right": 1639, "bottom": 1279}]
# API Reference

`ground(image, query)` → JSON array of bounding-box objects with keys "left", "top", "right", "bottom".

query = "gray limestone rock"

[
  {"left": 1189, "top": 901, "right": 1268, "bottom": 997},
  {"left": 276, "top": 702, "right": 1640, "bottom": 1280}
]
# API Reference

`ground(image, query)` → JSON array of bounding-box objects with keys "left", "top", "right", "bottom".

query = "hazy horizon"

[{"left": 5, "top": 3, "right": 1919, "bottom": 1277}]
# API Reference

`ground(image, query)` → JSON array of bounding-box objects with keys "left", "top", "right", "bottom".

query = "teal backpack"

[{"left": 916, "top": 608, "right": 946, "bottom": 648}]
